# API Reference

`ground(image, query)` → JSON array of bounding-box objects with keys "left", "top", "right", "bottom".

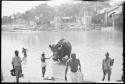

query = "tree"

[
  {"left": 3, "top": 1, "right": 112, "bottom": 28},
  {"left": 2, "top": 16, "right": 12, "bottom": 24}
]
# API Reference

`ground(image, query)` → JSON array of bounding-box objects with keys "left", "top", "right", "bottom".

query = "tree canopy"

[{"left": 2, "top": 1, "right": 111, "bottom": 25}]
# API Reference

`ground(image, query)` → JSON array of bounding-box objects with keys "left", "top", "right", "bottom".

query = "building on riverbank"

[
  {"left": 52, "top": 14, "right": 92, "bottom": 31},
  {"left": 96, "top": 3, "right": 123, "bottom": 31},
  {"left": 107, "top": 4, "right": 123, "bottom": 31}
]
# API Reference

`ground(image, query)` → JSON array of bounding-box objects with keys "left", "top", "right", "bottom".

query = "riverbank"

[
  {"left": 1, "top": 24, "right": 90, "bottom": 32},
  {"left": 2, "top": 24, "right": 122, "bottom": 32}
]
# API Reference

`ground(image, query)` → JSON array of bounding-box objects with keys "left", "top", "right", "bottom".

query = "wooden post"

[
  {"left": 112, "top": 14, "right": 115, "bottom": 30},
  {"left": 1, "top": 70, "right": 3, "bottom": 81},
  {"left": 105, "top": 10, "right": 108, "bottom": 27}
]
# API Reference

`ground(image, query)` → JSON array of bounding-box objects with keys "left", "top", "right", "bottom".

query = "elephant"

[{"left": 49, "top": 39, "right": 72, "bottom": 62}]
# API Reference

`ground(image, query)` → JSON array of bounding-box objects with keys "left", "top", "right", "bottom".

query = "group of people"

[
  {"left": 10, "top": 47, "right": 120, "bottom": 83},
  {"left": 66, "top": 52, "right": 114, "bottom": 82},
  {"left": 66, "top": 52, "right": 115, "bottom": 82},
  {"left": 40, "top": 51, "right": 83, "bottom": 82},
  {"left": 40, "top": 51, "right": 115, "bottom": 82}
]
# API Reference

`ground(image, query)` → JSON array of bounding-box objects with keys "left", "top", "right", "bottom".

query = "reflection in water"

[
  {"left": 2, "top": 31, "right": 123, "bottom": 48},
  {"left": 1, "top": 31, "right": 123, "bottom": 82}
]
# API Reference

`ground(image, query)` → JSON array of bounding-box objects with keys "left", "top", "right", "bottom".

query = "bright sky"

[
  {"left": 109, "top": 0, "right": 124, "bottom": 5},
  {"left": 1, "top": 0, "right": 124, "bottom": 17},
  {"left": 2, "top": 0, "right": 79, "bottom": 17}
]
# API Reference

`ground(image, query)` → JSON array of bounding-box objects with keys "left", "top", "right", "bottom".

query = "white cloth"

[
  {"left": 12, "top": 56, "right": 21, "bottom": 67},
  {"left": 45, "top": 58, "right": 53, "bottom": 77},
  {"left": 22, "top": 57, "right": 27, "bottom": 64},
  {"left": 41, "top": 62, "right": 46, "bottom": 67},
  {"left": 67, "top": 68, "right": 84, "bottom": 82},
  {"left": 77, "top": 70, "right": 84, "bottom": 82}
]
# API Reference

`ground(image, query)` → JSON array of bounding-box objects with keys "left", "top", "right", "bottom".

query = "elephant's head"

[{"left": 49, "top": 44, "right": 62, "bottom": 61}]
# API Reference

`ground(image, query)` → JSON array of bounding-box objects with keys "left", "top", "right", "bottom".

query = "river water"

[{"left": 1, "top": 30, "right": 123, "bottom": 82}]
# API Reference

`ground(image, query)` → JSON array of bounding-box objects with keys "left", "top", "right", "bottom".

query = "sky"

[
  {"left": 2, "top": 0, "right": 80, "bottom": 17},
  {"left": 1, "top": 0, "right": 124, "bottom": 17}
]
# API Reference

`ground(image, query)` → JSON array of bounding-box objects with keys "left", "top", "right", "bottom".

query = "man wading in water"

[
  {"left": 41, "top": 52, "right": 52, "bottom": 78},
  {"left": 102, "top": 52, "right": 114, "bottom": 81},
  {"left": 65, "top": 53, "right": 83, "bottom": 82}
]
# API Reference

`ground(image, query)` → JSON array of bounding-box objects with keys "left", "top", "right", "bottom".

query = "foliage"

[
  {"left": 2, "top": 16, "right": 12, "bottom": 25},
  {"left": 2, "top": 1, "right": 111, "bottom": 26}
]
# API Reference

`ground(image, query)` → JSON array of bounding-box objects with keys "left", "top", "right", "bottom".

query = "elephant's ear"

[
  {"left": 49, "top": 45, "right": 54, "bottom": 52},
  {"left": 49, "top": 44, "right": 56, "bottom": 51}
]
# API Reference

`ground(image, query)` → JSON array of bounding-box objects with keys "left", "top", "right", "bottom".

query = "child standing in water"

[
  {"left": 22, "top": 48, "right": 28, "bottom": 63},
  {"left": 22, "top": 48, "right": 27, "bottom": 57},
  {"left": 41, "top": 52, "right": 52, "bottom": 78}
]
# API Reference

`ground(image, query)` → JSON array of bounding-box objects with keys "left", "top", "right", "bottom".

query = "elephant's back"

[
  {"left": 62, "top": 41, "right": 72, "bottom": 52},
  {"left": 57, "top": 39, "right": 72, "bottom": 53}
]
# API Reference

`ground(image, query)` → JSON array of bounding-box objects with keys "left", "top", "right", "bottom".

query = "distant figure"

[
  {"left": 12, "top": 50, "right": 23, "bottom": 83},
  {"left": 1, "top": 70, "right": 3, "bottom": 81},
  {"left": 121, "top": 53, "right": 124, "bottom": 81},
  {"left": 41, "top": 52, "right": 52, "bottom": 78},
  {"left": 102, "top": 52, "right": 114, "bottom": 81},
  {"left": 65, "top": 53, "right": 84, "bottom": 82},
  {"left": 22, "top": 48, "right": 27, "bottom": 57},
  {"left": 22, "top": 48, "right": 27, "bottom": 62}
]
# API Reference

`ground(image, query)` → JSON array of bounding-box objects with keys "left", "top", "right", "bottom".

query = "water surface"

[{"left": 1, "top": 30, "right": 123, "bottom": 82}]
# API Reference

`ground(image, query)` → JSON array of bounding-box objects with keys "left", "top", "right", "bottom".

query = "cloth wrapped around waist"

[
  {"left": 41, "top": 62, "right": 46, "bottom": 67},
  {"left": 15, "top": 66, "right": 22, "bottom": 78},
  {"left": 67, "top": 68, "right": 84, "bottom": 82}
]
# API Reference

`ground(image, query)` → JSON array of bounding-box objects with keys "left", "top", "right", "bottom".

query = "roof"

[
  {"left": 107, "top": 5, "right": 123, "bottom": 16},
  {"left": 98, "top": 4, "right": 123, "bottom": 16},
  {"left": 61, "top": 17, "right": 73, "bottom": 19}
]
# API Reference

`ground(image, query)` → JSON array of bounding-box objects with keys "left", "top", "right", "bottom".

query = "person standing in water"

[
  {"left": 22, "top": 48, "right": 27, "bottom": 62},
  {"left": 41, "top": 52, "right": 52, "bottom": 78},
  {"left": 121, "top": 53, "right": 124, "bottom": 81},
  {"left": 102, "top": 52, "right": 114, "bottom": 81},
  {"left": 22, "top": 48, "right": 27, "bottom": 57},
  {"left": 1, "top": 69, "right": 4, "bottom": 82},
  {"left": 65, "top": 53, "right": 83, "bottom": 82},
  {"left": 12, "top": 50, "right": 23, "bottom": 83}
]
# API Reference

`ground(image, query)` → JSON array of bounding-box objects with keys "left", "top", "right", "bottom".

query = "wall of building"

[{"left": 113, "top": 14, "right": 123, "bottom": 31}]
